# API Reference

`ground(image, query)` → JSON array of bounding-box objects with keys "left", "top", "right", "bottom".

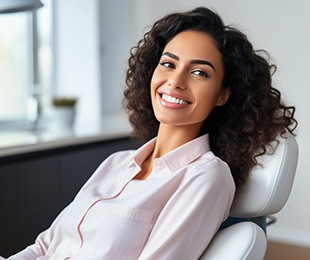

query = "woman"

[{"left": 9, "top": 7, "right": 297, "bottom": 260}]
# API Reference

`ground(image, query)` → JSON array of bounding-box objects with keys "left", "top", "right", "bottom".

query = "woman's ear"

[{"left": 216, "top": 87, "right": 231, "bottom": 106}]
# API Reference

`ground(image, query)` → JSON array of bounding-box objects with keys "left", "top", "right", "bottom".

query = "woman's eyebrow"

[
  {"left": 162, "top": 52, "right": 179, "bottom": 60},
  {"left": 190, "top": 59, "right": 216, "bottom": 72},
  {"left": 162, "top": 52, "right": 216, "bottom": 72}
]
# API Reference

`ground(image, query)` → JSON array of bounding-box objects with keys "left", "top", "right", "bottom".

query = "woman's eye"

[
  {"left": 159, "top": 61, "right": 174, "bottom": 68},
  {"left": 192, "top": 70, "right": 209, "bottom": 78}
]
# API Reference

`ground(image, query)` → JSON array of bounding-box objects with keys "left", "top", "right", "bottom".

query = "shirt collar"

[{"left": 129, "top": 134, "right": 210, "bottom": 173}]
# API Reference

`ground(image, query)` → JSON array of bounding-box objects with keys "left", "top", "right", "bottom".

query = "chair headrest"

[{"left": 230, "top": 133, "right": 298, "bottom": 218}]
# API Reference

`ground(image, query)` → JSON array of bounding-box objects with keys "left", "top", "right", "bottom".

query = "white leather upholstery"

[
  {"left": 200, "top": 133, "right": 298, "bottom": 259},
  {"left": 199, "top": 222, "right": 267, "bottom": 260},
  {"left": 230, "top": 133, "right": 298, "bottom": 217}
]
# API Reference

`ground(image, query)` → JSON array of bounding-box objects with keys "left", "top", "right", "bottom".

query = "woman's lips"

[
  {"left": 158, "top": 91, "right": 191, "bottom": 109},
  {"left": 161, "top": 93, "right": 189, "bottom": 105}
]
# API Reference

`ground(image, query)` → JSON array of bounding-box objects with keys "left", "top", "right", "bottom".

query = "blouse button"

[{"left": 154, "top": 159, "right": 164, "bottom": 168}]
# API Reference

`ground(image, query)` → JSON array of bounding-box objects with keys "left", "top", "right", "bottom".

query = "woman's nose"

[{"left": 168, "top": 71, "right": 186, "bottom": 89}]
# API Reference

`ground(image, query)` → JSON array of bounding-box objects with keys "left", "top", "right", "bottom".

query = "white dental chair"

[{"left": 200, "top": 133, "right": 299, "bottom": 260}]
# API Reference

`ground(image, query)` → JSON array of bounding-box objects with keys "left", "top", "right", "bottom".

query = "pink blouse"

[{"left": 9, "top": 134, "right": 235, "bottom": 260}]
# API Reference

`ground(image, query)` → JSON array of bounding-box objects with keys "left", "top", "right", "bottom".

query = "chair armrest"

[{"left": 199, "top": 222, "right": 267, "bottom": 260}]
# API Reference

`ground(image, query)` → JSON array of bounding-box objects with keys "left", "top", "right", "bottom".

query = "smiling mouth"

[{"left": 161, "top": 93, "right": 190, "bottom": 105}]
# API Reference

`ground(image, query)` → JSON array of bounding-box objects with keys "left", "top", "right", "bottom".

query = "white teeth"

[{"left": 162, "top": 94, "right": 188, "bottom": 105}]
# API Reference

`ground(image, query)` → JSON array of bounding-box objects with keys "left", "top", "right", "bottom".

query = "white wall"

[
  {"left": 54, "top": 0, "right": 101, "bottom": 126},
  {"left": 56, "top": 0, "right": 310, "bottom": 247},
  {"left": 98, "top": 0, "right": 137, "bottom": 115}
]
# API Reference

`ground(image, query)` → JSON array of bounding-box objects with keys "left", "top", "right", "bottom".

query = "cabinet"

[{"left": 0, "top": 137, "right": 138, "bottom": 257}]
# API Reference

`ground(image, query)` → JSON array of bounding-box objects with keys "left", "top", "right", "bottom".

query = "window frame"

[{"left": 0, "top": 0, "right": 54, "bottom": 129}]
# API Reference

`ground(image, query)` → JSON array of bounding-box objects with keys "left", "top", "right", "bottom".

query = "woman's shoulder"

[
  {"left": 196, "top": 150, "right": 230, "bottom": 170},
  {"left": 88, "top": 149, "right": 136, "bottom": 177},
  {"left": 176, "top": 151, "right": 235, "bottom": 204},
  {"left": 104, "top": 149, "right": 136, "bottom": 162},
  {"left": 187, "top": 151, "right": 234, "bottom": 187}
]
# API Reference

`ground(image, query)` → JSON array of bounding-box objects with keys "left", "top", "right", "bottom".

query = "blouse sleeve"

[{"left": 138, "top": 158, "right": 235, "bottom": 260}]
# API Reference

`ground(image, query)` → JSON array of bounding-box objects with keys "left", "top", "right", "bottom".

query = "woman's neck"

[
  {"left": 152, "top": 123, "right": 202, "bottom": 158},
  {"left": 133, "top": 122, "right": 203, "bottom": 180}
]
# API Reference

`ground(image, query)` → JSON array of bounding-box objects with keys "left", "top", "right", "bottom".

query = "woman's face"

[{"left": 150, "top": 30, "right": 230, "bottom": 130}]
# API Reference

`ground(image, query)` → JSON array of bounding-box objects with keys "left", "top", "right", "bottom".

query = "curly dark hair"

[{"left": 123, "top": 7, "right": 297, "bottom": 187}]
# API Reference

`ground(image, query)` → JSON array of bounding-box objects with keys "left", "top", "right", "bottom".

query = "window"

[
  {"left": 0, "top": 0, "right": 53, "bottom": 125},
  {"left": 0, "top": 12, "right": 30, "bottom": 121}
]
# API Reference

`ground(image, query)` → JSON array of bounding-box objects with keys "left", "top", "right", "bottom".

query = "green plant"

[{"left": 52, "top": 97, "right": 77, "bottom": 107}]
